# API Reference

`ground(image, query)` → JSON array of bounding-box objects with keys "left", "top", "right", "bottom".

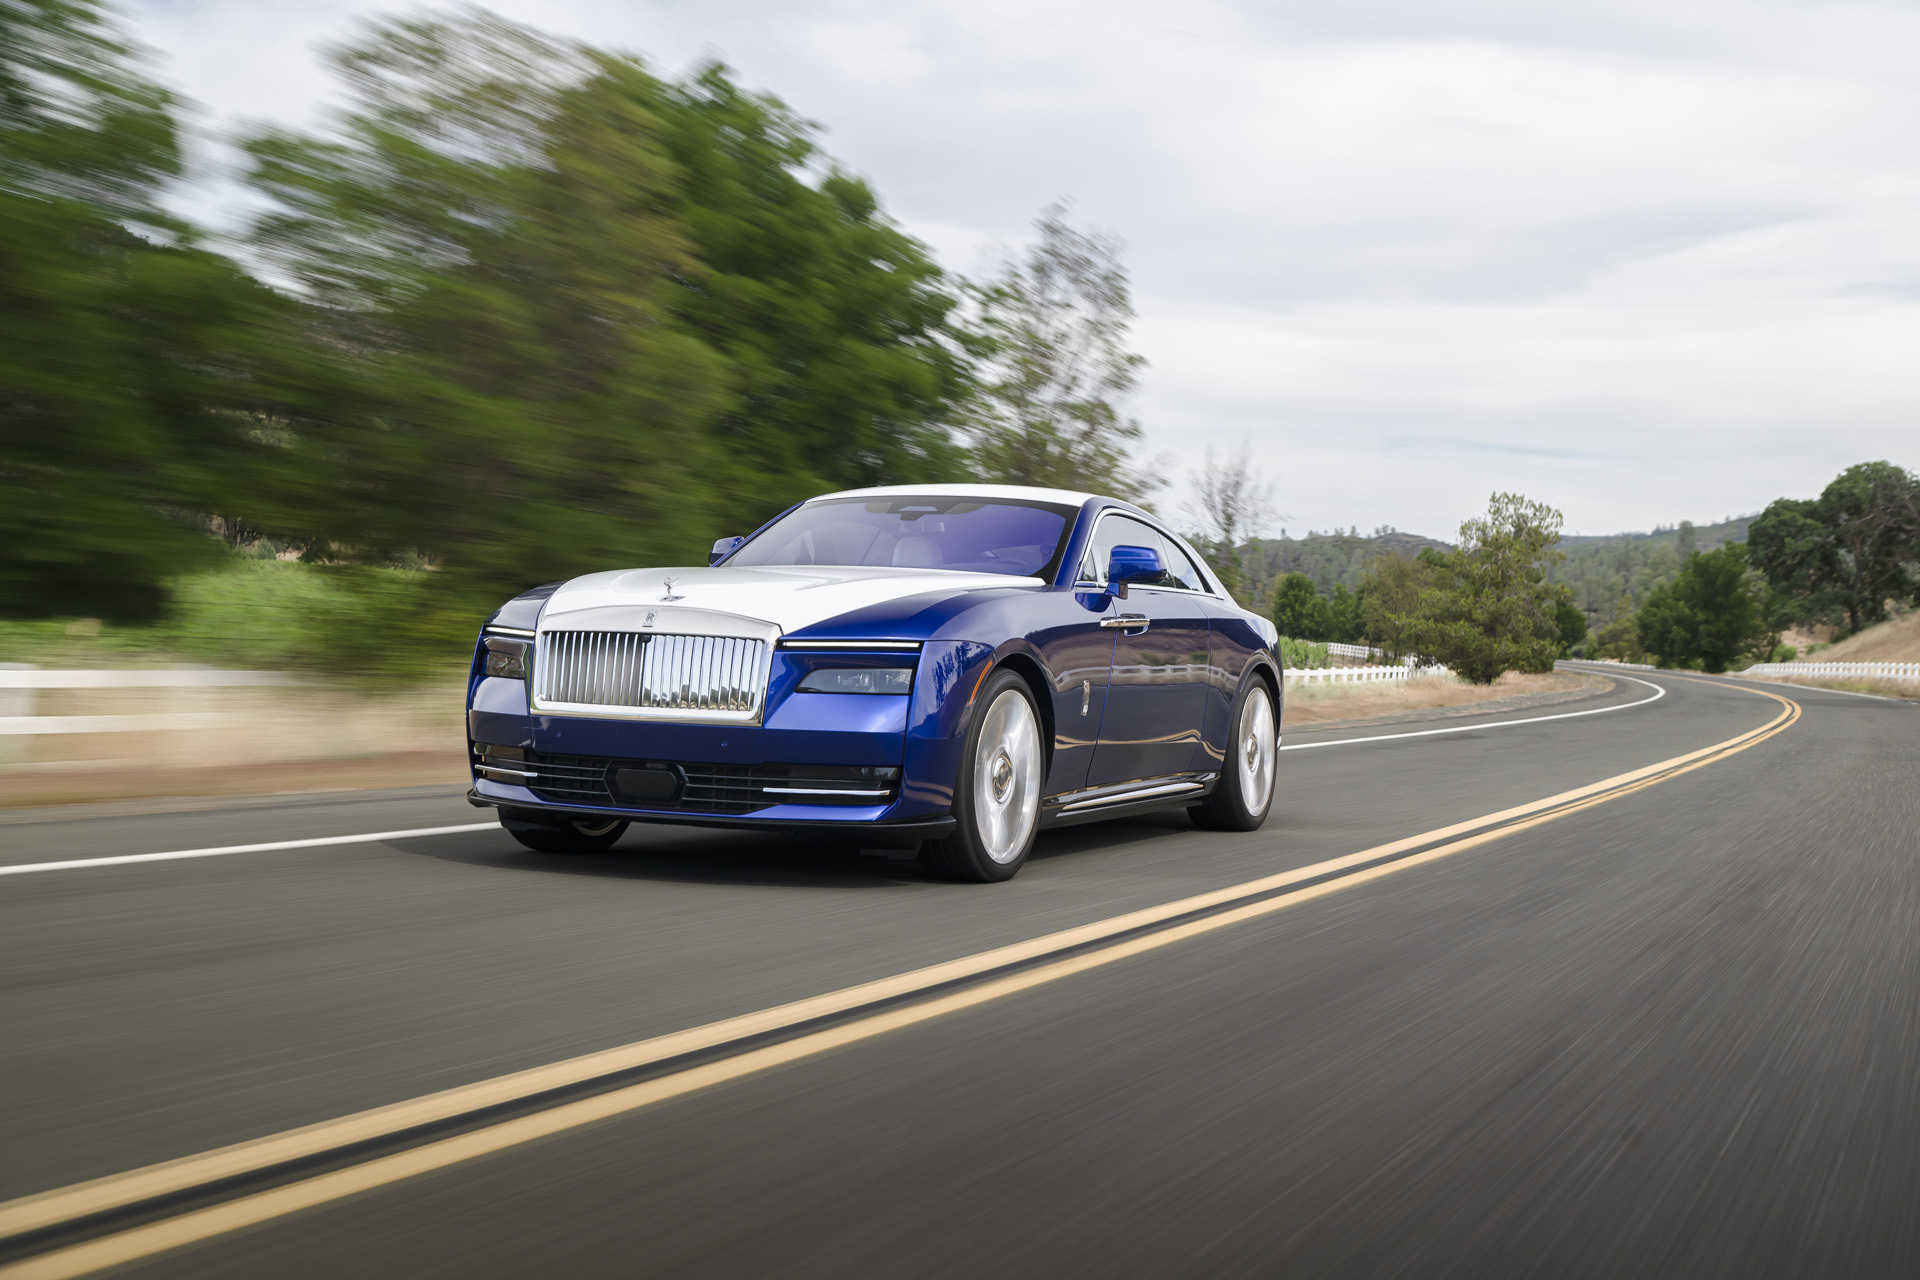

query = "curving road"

[{"left": 1, "top": 669, "right": 1916, "bottom": 1278}]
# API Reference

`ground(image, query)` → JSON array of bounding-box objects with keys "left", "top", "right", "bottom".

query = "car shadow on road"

[{"left": 397, "top": 809, "right": 1197, "bottom": 889}]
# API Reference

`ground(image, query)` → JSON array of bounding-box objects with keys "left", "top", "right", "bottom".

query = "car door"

[{"left": 1082, "top": 514, "right": 1214, "bottom": 786}]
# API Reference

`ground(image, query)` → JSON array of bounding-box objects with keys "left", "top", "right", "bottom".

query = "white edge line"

[
  {"left": 1281, "top": 673, "right": 1666, "bottom": 751},
  {"left": 3, "top": 673, "right": 1678, "bottom": 876},
  {"left": 0, "top": 824, "right": 501, "bottom": 877}
]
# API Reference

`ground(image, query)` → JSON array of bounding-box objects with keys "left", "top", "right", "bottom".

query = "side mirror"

[
  {"left": 1106, "top": 545, "right": 1163, "bottom": 599},
  {"left": 709, "top": 536, "right": 745, "bottom": 566}
]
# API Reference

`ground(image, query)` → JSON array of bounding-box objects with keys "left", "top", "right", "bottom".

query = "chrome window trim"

[{"left": 1075, "top": 510, "right": 1222, "bottom": 598}]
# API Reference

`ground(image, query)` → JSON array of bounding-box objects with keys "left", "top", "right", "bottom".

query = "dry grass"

[
  {"left": 1807, "top": 610, "right": 1920, "bottom": 664},
  {"left": 1282, "top": 669, "right": 1605, "bottom": 728},
  {"left": 0, "top": 681, "right": 469, "bottom": 809}
]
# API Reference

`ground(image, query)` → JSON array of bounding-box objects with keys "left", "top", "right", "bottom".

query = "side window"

[
  {"left": 1081, "top": 516, "right": 1209, "bottom": 593},
  {"left": 1157, "top": 535, "right": 1207, "bottom": 592}
]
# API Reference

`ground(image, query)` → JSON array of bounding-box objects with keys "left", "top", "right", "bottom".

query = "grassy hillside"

[{"left": 1809, "top": 610, "right": 1920, "bottom": 663}]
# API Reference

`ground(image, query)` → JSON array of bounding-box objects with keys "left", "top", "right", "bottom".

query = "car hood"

[{"left": 538, "top": 564, "right": 1038, "bottom": 637}]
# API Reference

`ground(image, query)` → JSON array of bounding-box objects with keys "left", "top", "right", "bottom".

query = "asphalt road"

[{"left": 2, "top": 669, "right": 1916, "bottom": 1277}]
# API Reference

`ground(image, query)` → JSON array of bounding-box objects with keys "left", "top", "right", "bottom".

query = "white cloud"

[{"left": 128, "top": 0, "right": 1920, "bottom": 536}]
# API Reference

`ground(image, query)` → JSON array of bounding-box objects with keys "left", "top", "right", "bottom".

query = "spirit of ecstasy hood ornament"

[{"left": 659, "top": 576, "right": 684, "bottom": 603}]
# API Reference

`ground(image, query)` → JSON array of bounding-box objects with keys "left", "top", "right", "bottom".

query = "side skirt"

[{"left": 1038, "top": 772, "right": 1220, "bottom": 830}]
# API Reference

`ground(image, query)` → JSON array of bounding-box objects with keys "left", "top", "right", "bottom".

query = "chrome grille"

[{"left": 535, "top": 631, "right": 768, "bottom": 720}]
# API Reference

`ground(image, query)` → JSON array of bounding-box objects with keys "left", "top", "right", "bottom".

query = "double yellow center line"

[{"left": 0, "top": 680, "right": 1799, "bottom": 1280}]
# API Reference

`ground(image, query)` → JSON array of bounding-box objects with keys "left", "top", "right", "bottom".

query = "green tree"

[
  {"left": 962, "top": 204, "right": 1157, "bottom": 500},
  {"left": 0, "top": 0, "right": 290, "bottom": 619},
  {"left": 652, "top": 64, "right": 967, "bottom": 526},
  {"left": 1270, "top": 572, "right": 1328, "bottom": 639},
  {"left": 1748, "top": 462, "right": 1920, "bottom": 635},
  {"left": 1554, "top": 597, "right": 1588, "bottom": 655},
  {"left": 1325, "top": 582, "right": 1365, "bottom": 644},
  {"left": 1635, "top": 543, "right": 1765, "bottom": 672},
  {"left": 1359, "top": 551, "right": 1432, "bottom": 663},
  {"left": 1406, "top": 493, "right": 1569, "bottom": 683},
  {"left": 1589, "top": 605, "right": 1647, "bottom": 663},
  {"left": 246, "top": 14, "right": 731, "bottom": 618}
]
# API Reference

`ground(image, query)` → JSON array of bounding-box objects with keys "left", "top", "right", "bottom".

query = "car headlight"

[
  {"left": 797, "top": 667, "right": 912, "bottom": 694},
  {"left": 484, "top": 636, "right": 531, "bottom": 679}
]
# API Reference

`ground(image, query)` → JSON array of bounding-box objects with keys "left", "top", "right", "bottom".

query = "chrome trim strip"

[
  {"left": 1056, "top": 779, "right": 1204, "bottom": 814},
  {"left": 483, "top": 625, "right": 538, "bottom": 639},
  {"left": 476, "top": 765, "right": 537, "bottom": 782},
  {"left": 777, "top": 640, "right": 922, "bottom": 651},
  {"left": 761, "top": 787, "right": 895, "bottom": 797}
]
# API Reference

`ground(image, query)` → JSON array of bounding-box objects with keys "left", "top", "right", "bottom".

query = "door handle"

[{"left": 1101, "top": 614, "right": 1150, "bottom": 632}]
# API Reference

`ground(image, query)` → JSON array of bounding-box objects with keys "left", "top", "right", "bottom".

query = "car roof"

[{"left": 811, "top": 483, "right": 1101, "bottom": 507}]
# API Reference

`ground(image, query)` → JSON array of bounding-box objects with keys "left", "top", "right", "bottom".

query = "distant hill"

[
  {"left": 1213, "top": 513, "right": 1757, "bottom": 625},
  {"left": 1555, "top": 515, "right": 1757, "bottom": 626},
  {"left": 1560, "top": 514, "right": 1751, "bottom": 552},
  {"left": 1235, "top": 527, "right": 1453, "bottom": 603}
]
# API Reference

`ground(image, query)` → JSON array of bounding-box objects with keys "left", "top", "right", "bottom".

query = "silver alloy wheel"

[
  {"left": 571, "top": 819, "right": 623, "bottom": 838},
  {"left": 1236, "top": 685, "right": 1277, "bottom": 816},
  {"left": 972, "top": 688, "right": 1042, "bottom": 864}
]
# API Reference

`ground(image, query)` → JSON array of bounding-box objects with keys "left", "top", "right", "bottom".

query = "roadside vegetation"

[
  {"left": 2, "top": 1, "right": 1155, "bottom": 680},
  {"left": 6, "top": 1, "right": 1915, "bottom": 698},
  {"left": 1238, "top": 461, "right": 1919, "bottom": 683}
]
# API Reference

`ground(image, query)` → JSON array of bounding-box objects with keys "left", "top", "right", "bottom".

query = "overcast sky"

[{"left": 129, "top": 0, "right": 1920, "bottom": 539}]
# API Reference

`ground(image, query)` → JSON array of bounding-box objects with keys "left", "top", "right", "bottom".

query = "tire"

[
  {"left": 500, "top": 808, "right": 629, "bottom": 853},
  {"left": 921, "top": 670, "right": 1045, "bottom": 882},
  {"left": 1189, "top": 677, "right": 1278, "bottom": 832}
]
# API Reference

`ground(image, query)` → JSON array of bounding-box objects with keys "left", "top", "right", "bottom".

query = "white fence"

[
  {"left": 0, "top": 666, "right": 296, "bottom": 736},
  {"left": 1284, "top": 665, "right": 1447, "bottom": 686},
  {"left": 1324, "top": 642, "right": 1378, "bottom": 661},
  {"left": 1741, "top": 661, "right": 1920, "bottom": 684}
]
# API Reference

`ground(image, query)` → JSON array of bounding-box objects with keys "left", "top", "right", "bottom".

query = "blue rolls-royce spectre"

[{"left": 466, "top": 485, "right": 1282, "bottom": 881}]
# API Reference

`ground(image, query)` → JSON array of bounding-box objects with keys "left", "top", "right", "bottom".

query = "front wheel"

[
  {"left": 500, "top": 809, "right": 629, "bottom": 853},
  {"left": 1189, "top": 679, "right": 1278, "bottom": 832},
  {"left": 921, "top": 670, "right": 1045, "bottom": 882}
]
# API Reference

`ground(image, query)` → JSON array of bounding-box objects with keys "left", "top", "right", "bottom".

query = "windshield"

[{"left": 726, "top": 496, "right": 1074, "bottom": 578}]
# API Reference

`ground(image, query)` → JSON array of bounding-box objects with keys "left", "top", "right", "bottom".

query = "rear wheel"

[
  {"left": 1189, "top": 679, "right": 1277, "bottom": 832},
  {"left": 921, "top": 671, "right": 1044, "bottom": 882},
  {"left": 500, "top": 809, "right": 629, "bottom": 853}
]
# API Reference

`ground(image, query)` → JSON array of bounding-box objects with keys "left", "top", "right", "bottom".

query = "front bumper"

[{"left": 466, "top": 782, "right": 953, "bottom": 845}]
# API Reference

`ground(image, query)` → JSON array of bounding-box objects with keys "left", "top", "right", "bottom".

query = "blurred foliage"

[
  {"left": 659, "top": 64, "right": 969, "bottom": 518},
  {"left": 0, "top": 0, "right": 310, "bottom": 620},
  {"left": 961, "top": 204, "right": 1158, "bottom": 502},
  {"left": 1181, "top": 442, "right": 1277, "bottom": 604},
  {"left": 2, "top": 2, "right": 1039, "bottom": 676},
  {"left": 0, "top": 559, "right": 453, "bottom": 679}
]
